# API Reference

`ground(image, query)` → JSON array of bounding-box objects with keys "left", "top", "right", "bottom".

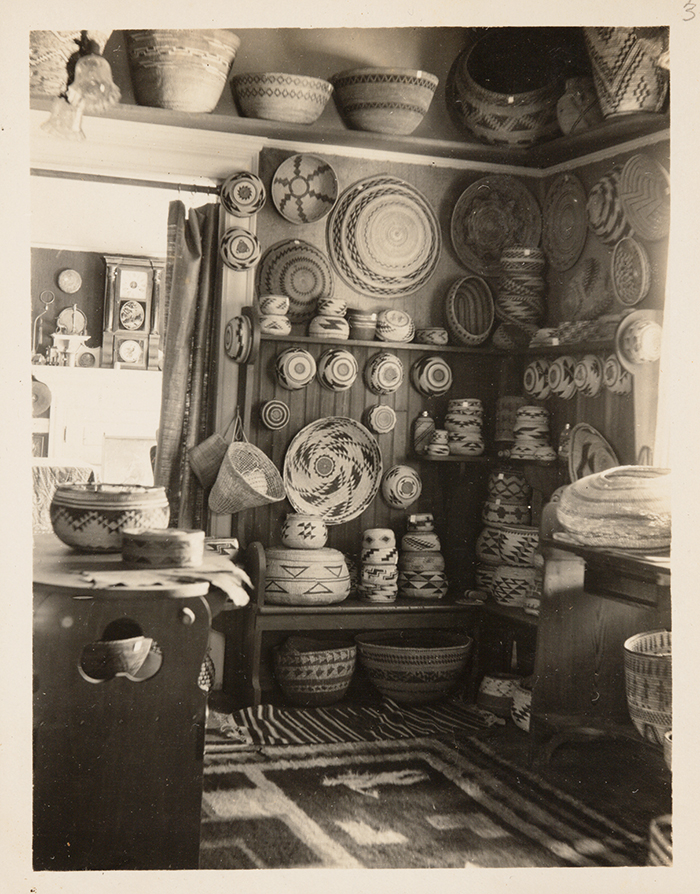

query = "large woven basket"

[
  {"left": 623, "top": 629, "right": 672, "bottom": 746},
  {"left": 273, "top": 637, "right": 356, "bottom": 707},
  {"left": 447, "top": 28, "right": 571, "bottom": 147},
  {"left": 230, "top": 72, "right": 333, "bottom": 124},
  {"left": 126, "top": 29, "right": 241, "bottom": 112},
  {"left": 30, "top": 30, "right": 111, "bottom": 96},
  {"left": 355, "top": 630, "right": 473, "bottom": 705},
  {"left": 208, "top": 438, "right": 285, "bottom": 515}
]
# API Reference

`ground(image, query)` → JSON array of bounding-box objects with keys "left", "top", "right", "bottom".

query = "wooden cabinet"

[{"left": 529, "top": 537, "right": 671, "bottom": 766}]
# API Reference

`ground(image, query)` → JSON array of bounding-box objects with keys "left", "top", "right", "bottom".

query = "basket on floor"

[{"left": 208, "top": 420, "right": 285, "bottom": 514}]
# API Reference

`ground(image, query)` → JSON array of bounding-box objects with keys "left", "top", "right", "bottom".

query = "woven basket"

[
  {"left": 231, "top": 72, "right": 333, "bottom": 124},
  {"left": 30, "top": 30, "right": 111, "bottom": 97},
  {"left": 208, "top": 420, "right": 285, "bottom": 515},
  {"left": 623, "top": 629, "right": 672, "bottom": 746},
  {"left": 273, "top": 637, "right": 356, "bottom": 707},
  {"left": 188, "top": 413, "right": 237, "bottom": 488},
  {"left": 126, "top": 29, "right": 241, "bottom": 112}
]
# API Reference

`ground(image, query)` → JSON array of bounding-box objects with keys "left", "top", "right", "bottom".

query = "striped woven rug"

[
  {"left": 200, "top": 735, "right": 649, "bottom": 868},
  {"left": 206, "top": 698, "right": 503, "bottom": 750}
]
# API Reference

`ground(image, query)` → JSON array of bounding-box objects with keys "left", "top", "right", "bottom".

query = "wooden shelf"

[
  {"left": 259, "top": 332, "right": 505, "bottom": 355},
  {"left": 31, "top": 98, "right": 669, "bottom": 169},
  {"left": 480, "top": 599, "right": 539, "bottom": 629}
]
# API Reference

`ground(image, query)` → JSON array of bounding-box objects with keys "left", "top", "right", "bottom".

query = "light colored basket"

[
  {"left": 330, "top": 67, "right": 439, "bottom": 136},
  {"left": 30, "top": 30, "right": 111, "bottom": 96},
  {"left": 623, "top": 629, "right": 672, "bottom": 746},
  {"left": 126, "top": 29, "right": 240, "bottom": 112},
  {"left": 231, "top": 72, "right": 334, "bottom": 124},
  {"left": 208, "top": 421, "right": 285, "bottom": 515},
  {"left": 445, "top": 276, "right": 495, "bottom": 346}
]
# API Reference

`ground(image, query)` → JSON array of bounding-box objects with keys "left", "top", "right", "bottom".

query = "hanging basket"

[
  {"left": 188, "top": 413, "right": 237, "bottom": 488},
  {"left": 208, "top": 416, "right": 285, "bottom": 515}
]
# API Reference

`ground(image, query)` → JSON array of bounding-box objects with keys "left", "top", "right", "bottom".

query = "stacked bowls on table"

[
  {"left": 398, "top": 514, "right": 448, "bottom": 600},
  {"left": 481, "top": 467, "right": 532, "bottom": 529},
  {"left": 257, "top": 294, "right": 292, "bottom": 337},
  {"left": 443, "top": 398, "right": 485, "bottom": 456},
  {"left": 510, "top": 405, "right": 556, "bottom": 461},
  {"left": 358, "top": 528, "right": 399, "bottom": 603},
  {"left": 308, "top": 296, "right": 349, "bottom": 340},
  {"left": 425, "top": 428, "right": 449, "bottom": 458},
  {"left": 495, "top": 246, "right": 548, "bottom": 346},
  {"left": 494, "top": 395, "right": 528, "bottom": 458}
]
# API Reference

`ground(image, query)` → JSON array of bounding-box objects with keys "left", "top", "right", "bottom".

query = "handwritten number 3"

[{"left": 685, "top": 1, "right": 696, "bottom": 21}]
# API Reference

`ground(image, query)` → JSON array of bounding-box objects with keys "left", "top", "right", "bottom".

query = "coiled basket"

[
  {"left": 355, "top": 630, "right": 473, "bottom": 705},
  {"left": 623, "top": 629, "right": 672, "bottom": 746}
]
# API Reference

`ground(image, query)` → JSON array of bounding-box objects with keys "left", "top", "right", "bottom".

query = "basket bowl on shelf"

[
  {"left": 230, "top": 72, "right": 334, "bottom": 124},
  {"left": 355, "top": 630, "right": 473, "bottom": 705},
  {"left": 447, "top": 28, "right": 572, "bottom": 147},
  {"left": 126, "top": 29, "right": 241, "bottom": 113},
  {"left": 623, "top": 629, "right": 672, "bottom": 746},
  {"left": 273, "top": 636, "right": 356, "bottom": 707},
  {"left": 50, "top": 483, "right": 170, "bottom": 553},
  {"left": 330, "top": 67, "right": 439, "bottom": 135},
  {"left": 30, "top": 30, "right": 112, "bottom": 96}
]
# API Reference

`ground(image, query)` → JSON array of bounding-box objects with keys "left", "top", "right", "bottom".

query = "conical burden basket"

[{"left": 208, "top": 417, "right": 285, "bottom": 514}]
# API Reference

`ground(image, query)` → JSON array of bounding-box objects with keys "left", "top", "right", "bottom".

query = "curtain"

[{"left": 154, "top": 200, "right": 220, "bottom": 530}]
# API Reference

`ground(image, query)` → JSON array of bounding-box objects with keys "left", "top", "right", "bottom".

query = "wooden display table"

[
  {"left": 33, "top": 534, "right": 245, "bottom": 871},
  {"left": 529, "top": 536, "right": 671, "bottom": 767}
]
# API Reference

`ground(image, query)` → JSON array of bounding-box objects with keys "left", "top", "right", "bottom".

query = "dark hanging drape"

[{"left": 154, "top": 200, "right": 220, "bottom": 530}]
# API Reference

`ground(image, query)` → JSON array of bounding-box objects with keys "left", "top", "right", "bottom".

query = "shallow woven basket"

[
  {"left": 208, "top": 440, "right": 285, "bottom": 515},
  {"left": 445, "top": 276, "right": 495, "bottom": 346},
  {"left": 623, "top": 629, "right": 672, "bottom": 746},
  {"left": 273, "top": 637, "right": 356, "bottom": 707},
  {"left": 231, "top": 72, "right": 334, "bottom": 124},
  {"left": 126, "top": 29, "right": 241, "bottom": 112}
]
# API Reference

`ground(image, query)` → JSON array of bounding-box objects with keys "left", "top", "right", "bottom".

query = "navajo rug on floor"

[
  {"left": 200, "top": 735, "right": 648, "bottom": 869},
  {"left": 206, "top": 698, "right": 503, "bottom": 750}
]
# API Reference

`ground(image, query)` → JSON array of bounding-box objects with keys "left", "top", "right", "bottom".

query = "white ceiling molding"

[{"left": 30, "top": 109, "right": 263, "bottom": 185}]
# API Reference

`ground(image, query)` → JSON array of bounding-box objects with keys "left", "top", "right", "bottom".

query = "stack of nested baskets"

[
  {"left": 358, "top": 528, "right": 399, "bottom": 603},
  {"left": 476, "top": 469, "right": 538, "bottom": 609},
  {"left": 273, "top": 636, "right": 356, "bottom": 707},
  {"left": 397, "top": 515, "right": 448, "bottom": 600},
  {"left": 623, "top": 629, "right": 672, "bottom": 747},
  {"left": 494, "top": 246, "right": 548, "bottom": 348},
  {"left": 264, "top": 512, "right": 350, "bottom": 606},
  {"left": 125, "top": 29, "right": 241, "bottom": 113}
]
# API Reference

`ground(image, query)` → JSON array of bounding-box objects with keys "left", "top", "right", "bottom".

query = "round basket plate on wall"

[
  {"left": 271, "top": 154, "right": 339, "bottom": 224},
  {"left": 284, "top": 417, "right": 382, "bottom": 524},
  {"left": 257, "top": 239, "right": 335, "bottom": 323},
  {"left": 542, "top": 172, "right": 588, "bottom": 271},
  {"left": 611, "top": 236, "right": 652, "bottom": 306},
  {"left": 327, "top": 175, "right": 441, "bottom": 297},
  {"left": 450, "top": 175, "right": 542, "bottom": 276},
  {"left": 618, "top": 153, "right": 670, "bottom": 242}
]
